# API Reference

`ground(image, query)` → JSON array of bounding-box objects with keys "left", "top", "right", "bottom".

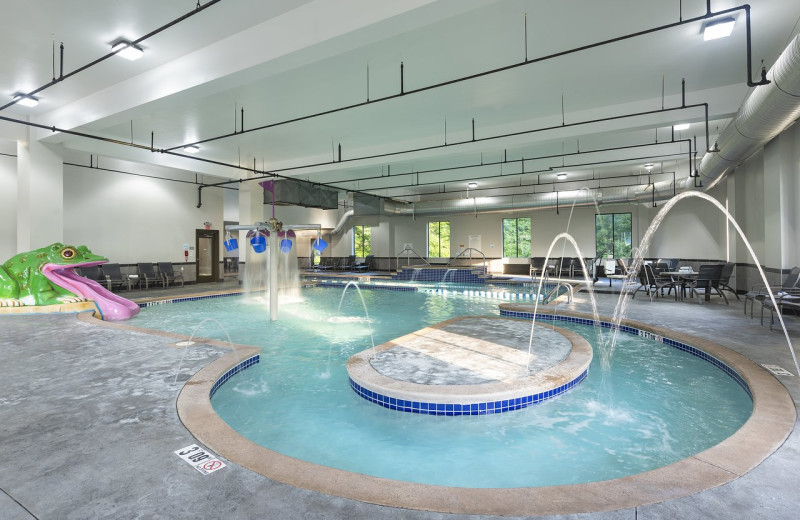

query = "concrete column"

[
  {"left": 780, "top": 125, "right": 799, "bottom": 267},
  {"left": 16, "top": 128, "right": 64, "bottom": 251},
  {"left": 237, "top": 176, "right": 266, "bottom": 269},
  {"left": 763, "top": 126, "right": 799, "bottom": 270}
]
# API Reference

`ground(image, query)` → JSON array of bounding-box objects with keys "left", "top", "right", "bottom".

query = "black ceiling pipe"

[
  {"left": 165, "top": 2, "right": 764, "bottom": 153},
  {"left": 0, "top": 0, "right": 224, "bottom": 112},
  {"left": 322, "top": 139, "right": 692, "bottom": 189}
]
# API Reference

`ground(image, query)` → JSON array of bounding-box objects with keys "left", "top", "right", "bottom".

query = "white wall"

[
  {"left": 63, "top": 161, "right": 223, "bottom": 264},
  {"left": 0, "top": 140, "right": 17, "bottom": 262}
]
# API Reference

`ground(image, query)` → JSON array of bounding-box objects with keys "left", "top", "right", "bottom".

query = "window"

[
  {"left": 428, "top": 221, "right": 450, "bottom": 258},
  {"left": 595, "top": 213, "right": 632, "bottom": 258},
  {"left": 502, "top": 217, "right": 531, "bottom": 257},
  {"left": 353, "top": 225, "right": 371, "bottom": 257}
]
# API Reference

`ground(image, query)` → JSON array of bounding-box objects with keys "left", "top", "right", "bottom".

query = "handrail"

[
  {"left": 447, "top": 248, "right": 486, "bottom": 271},
  {"left": 545, "top": 282, "right": 574, "bottom": 304},
  {"left": 394, "top": 246, "right": 430, "bottom": 271}
]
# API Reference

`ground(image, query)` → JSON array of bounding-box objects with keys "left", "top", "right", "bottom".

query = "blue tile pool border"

[
  {"left": 209, "top": 354, "right": 260, "bottom": 399},
  {"left": 499, "top": 309, "right": 752, "bottom": 399},
  {"left": 349, "top": 369, "right": 588, "bottom": 416}
]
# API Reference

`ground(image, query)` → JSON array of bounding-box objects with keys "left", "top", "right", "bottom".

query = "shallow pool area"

[{"left": 132, "top": 286, "right": 753, "bottom": 488}]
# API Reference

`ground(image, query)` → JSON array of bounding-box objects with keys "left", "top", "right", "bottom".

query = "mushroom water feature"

[{"left": 225, "top": 218, "right": 322, "bottom": 321}]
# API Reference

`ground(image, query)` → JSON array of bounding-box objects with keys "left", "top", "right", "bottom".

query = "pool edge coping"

[
  {"left": 82, "top": 293, "right": 796, "bottom": 516},
  {"left": 346, "top": 316, "right": 593, "bottom": 413}
]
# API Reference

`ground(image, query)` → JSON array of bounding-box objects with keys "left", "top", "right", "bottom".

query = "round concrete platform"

[{"left": 346, "top": 316, "right": 592, "bottom": 414}]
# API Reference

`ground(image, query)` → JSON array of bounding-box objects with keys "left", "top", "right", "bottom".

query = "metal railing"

[
  {"left": 394, "top": 246, "right": 430, "bottom": 272},
  {"left": 447, "top": 248, "right": 486, "bottom": 271}
]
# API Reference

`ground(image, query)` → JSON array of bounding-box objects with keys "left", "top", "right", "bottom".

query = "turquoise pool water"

[{"left": 130, "top": 287, "right": 752, "bottom": 488}]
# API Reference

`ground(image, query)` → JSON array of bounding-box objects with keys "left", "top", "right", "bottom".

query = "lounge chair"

[
  {"left": 315, "top": 257, "right": 335, "bottom": 270},
  {"left": 744, "top": 266, "right": 800, "bottom": 318},
  {"left": 352, "top": 255, "right": 373, "bottom": 272},
  {"left": 337, "top": 255, "right": 355, "bottom": 271},
  {"left": 158, "top": 262, "right": 184, "bottom": 288},
  {"left": 102, "top": 263, "right": 131, "bottom": 291},
  {"left": 78, "top": 265, "right": 105, "bottom": 284},
  {"left": 137, "top": 263, "right": 165, "bottom": 290},
  {"left": 760, "top": 289, "right": 800, "bottom": 329}
]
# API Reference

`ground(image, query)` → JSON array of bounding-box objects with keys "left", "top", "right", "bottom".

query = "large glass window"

[
  {"left": 353, "top": 225, "right": 371, "bottom": 257},
  {"left": 502, "top": 217, "right": 531, "bottom": 258},
  {"left": 428, "top": 221, "right": 450, "bottom": 258},
  {"left": 595, "top": 213, "right": 632, "bottom": 258}
]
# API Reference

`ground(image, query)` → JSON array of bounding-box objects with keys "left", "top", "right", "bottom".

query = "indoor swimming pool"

[{"left": 130, "top": 286, "right": 753, "bottom": 488}]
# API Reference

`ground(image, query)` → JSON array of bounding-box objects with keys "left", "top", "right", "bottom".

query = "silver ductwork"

[
  {"left": 698, "top": 34, "right": 800, "bottom": 186},
  {"left": 332, "top": 34, "right": 800, "bottom": 235}
]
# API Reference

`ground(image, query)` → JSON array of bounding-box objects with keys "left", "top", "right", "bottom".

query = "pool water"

[{"left": 131, "top": 287, "right": 752, "bottom": 488}]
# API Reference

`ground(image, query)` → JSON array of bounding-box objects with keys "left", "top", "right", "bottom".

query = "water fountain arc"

[
  {"left": 528, "top": 234, "right": 601, "bottom": 370},
  {"left": 610, "top": 190, "right": 800, "bottom": 376}
]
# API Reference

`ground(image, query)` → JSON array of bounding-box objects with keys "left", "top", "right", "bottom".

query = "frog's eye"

[{"left": 61, "top": 247, "right": 78, "bottom": 260}]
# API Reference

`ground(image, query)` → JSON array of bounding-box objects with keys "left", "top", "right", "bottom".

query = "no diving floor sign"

[{"left": 175, "top": 444, "right": 226, "bottom": 475}]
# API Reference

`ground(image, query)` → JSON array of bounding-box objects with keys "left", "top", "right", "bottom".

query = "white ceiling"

[{"left": 2, "top": 0, "right": 799, "bottom": 202}]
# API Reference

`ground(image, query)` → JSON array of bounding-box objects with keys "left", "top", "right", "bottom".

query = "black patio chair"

[
  {"left": 102, "top": 263, "right": 131, "bottom": 291},
  {"left": 718, "top": 262, "right": 739, "bottom": 300},
  {"left": 530, "top": 257, "right": 546, "bottom": 277},
  {"left": 158, "top": 262, "right": 184, "bottom": 288},
  {"left": 632, "top": 263, "right": 676, "bottom": 300},
  {"left": 559, "top": 257, "right": 578, "bottom": 277},
  {"left": 685, "top": 264, "right": 728, "bottom": 304},
  {"left": 137, "top": 263, "right": 165, "bottom": 290},
  {"left": 744, "top": 266, "right": 800, "bottom": 318}
]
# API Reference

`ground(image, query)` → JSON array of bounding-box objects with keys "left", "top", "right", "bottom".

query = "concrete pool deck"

[{"left": 1, "top": 279, "right": 799, "bottom": 519}]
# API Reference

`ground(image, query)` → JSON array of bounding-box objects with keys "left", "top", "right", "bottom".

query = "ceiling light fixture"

[
  {"left": 644, "top": 163, "right": 654, "bottom": 172},
  {"left": 673, "top": 123, "right": 690, "bottom": 131},
  {"left": 467, "top": 181, "right": 478, "bottom": 189},
  {"left": 111, "top": 40, "right": 144, "bottom": 61},
  {"left": 703, "top": 18, "right": 735, "bottom": 41},
  {"left": 184, "top": 145, "right": 200, "bottom": 153},
  {"left": 12, "top": 93, "right": 39, "bottom": 107},
  {"left": 557, "top": 173, "right": 567, "bottom": 180}
]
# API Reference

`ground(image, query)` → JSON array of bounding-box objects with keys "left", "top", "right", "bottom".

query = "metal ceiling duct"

[
  {"left": 698, "top": 34, "right": 800, "bottom": 186},
  {"left": 333, "top": 34, "right": 800, "bottom": 235}
]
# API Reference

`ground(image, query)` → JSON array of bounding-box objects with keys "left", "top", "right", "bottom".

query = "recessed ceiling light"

[
  {"left": 112, "top": 40, "right": 144, "bottom": 61},
  {"left": 467, "top": 181, "right": 478, "bottom": 189},
  {"left": 12, "top": 93, "right": 39, "bottom": 107},
  {"left": 673, "top": 123, "right": 690, "bottom": 131},
  {"left": 184, "top": 145, "right": 200, "bottom": 153},
  {"left": 703, "top": 18, "right": 735, "bottom": 41},
  {"left": 557, "top": 173, "right": 567, "bottom": 180}
]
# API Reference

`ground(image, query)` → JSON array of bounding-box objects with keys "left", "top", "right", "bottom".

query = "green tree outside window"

[
  {"left": 502, "top": 217, "right": 531, "bottom": 257},
  {"left": 353, "top": 225, "right": 371, "bottom": 257},
  {"left": 595, "top": 213, "right": 632, "bottom": 258},
  {"left": 428, "top": 221, "right": 450, "bottom": 258}
]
